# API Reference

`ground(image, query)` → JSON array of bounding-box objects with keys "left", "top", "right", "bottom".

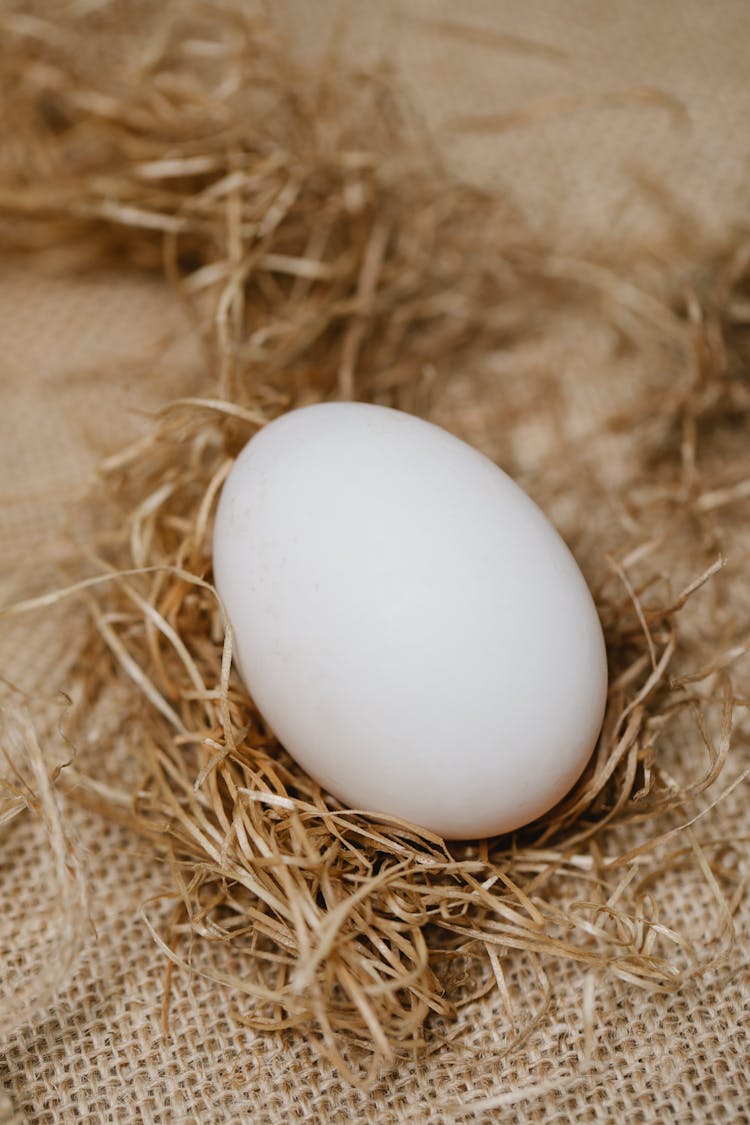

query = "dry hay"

[{"left": 1, "top": 0, "right": 749, "bottom": 1085}]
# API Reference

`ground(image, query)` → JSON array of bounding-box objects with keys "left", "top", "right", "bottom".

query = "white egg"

[{"left": 213, "top": 402, "right": 607, "bottom": 839}]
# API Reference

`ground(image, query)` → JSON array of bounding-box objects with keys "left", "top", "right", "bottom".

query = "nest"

[{"left": 2, "top": 0, "right": 748, "bottom": 1086}]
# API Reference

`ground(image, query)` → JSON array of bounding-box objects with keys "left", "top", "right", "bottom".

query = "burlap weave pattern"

[{"left": 2, "top": 3, "right": 749, "bottom": 1121}]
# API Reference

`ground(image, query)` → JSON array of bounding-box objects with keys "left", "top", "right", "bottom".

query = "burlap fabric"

[{"left": 2, "top": 4, "right": 749, "bottom": 1121}]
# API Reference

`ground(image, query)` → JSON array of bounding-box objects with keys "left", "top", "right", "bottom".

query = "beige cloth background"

[{"left": 2, "top": 3, "right": 749, "bottom": 1122}]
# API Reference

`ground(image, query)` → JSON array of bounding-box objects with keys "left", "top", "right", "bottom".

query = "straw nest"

[{"left": 1, "top": 0, "right": 748, "bottom": 1084}]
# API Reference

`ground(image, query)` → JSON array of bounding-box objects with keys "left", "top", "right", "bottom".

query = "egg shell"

[{"left": 213, "top": 402, "right": 608, "bottom": 839}]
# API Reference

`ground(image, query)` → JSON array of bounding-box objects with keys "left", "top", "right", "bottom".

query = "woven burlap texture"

[{"left": 2, "top": 3, "right": 749, "bottom": 1122}]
